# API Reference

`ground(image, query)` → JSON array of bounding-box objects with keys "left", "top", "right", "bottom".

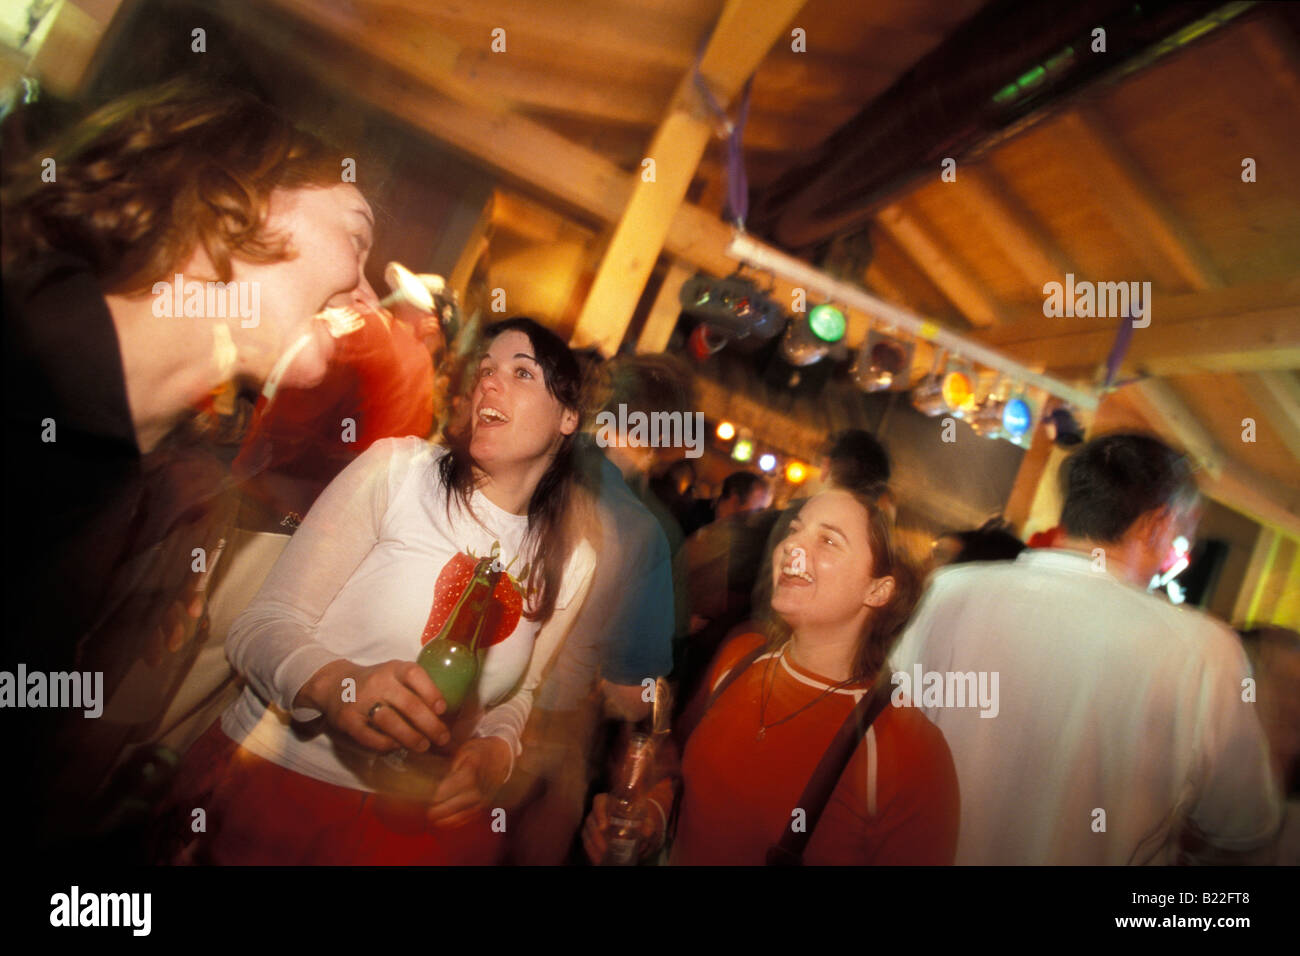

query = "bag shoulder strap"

[
  {"left": 704, "top": 642, "right": 769, "bottom": 712},
  {"left": 766, "top": 677, "right": 893, "bottom": 866}
]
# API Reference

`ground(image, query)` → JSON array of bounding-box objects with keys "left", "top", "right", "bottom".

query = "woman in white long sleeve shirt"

[{"left": 157, "top": 318, "right": 596, "bottom": 865}]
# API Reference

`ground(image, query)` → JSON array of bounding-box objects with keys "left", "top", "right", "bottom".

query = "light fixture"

[
  {"left": 1001, "top": 396, "right": 1032, "bottom": 441},
  {"left": 688, "top": 323, "right": 728, "bottom": 361},
  {"left": 726, "top": 232, "right": 1099, "bottom": 411},
  {"left": 941, "top": 368, "right": 975, "bottom": 417},
  {"left": 731, "top": 438, "right": 755, "bottom": 463},
  {"left": 911, "top": 352, "right": 972, "bottom": 417},
  {"left": 785, "top": 461, "right": 807, "bottom": 484},
  {"left": 911, "top": 374, "right": 948, "bottom": 417},
  {"left": 780, "top": 317, "right": 830, "bottom": 366},
  {"left": 807, "top": 303, "right": 846, "bottom": 344},
  {"left": 679, "top": 271, "right": 785, "bottom": 349},
  {"left": 968, "top": 401, "right": 1001, "bottom": 438},
  {"left": 851, "top": 328, "right": 914, "bottom": 392},
  {"left": 758, "top": 453, "right": 777, "bottom": 473},
  {"left": 716, "top": 421, "right": 736, "bottom": 441}
]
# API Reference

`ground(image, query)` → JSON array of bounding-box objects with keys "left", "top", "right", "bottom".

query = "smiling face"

[
  {"left": 228, "top": 183, "right": 379, "bottom": 389},
  {"left": 771, "top": 489, "right": 895, "bottom": 632},
  {"left": 470, "top": 329, "right": 579, "bottom": 477}
]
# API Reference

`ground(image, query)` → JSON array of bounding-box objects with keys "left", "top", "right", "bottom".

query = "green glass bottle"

[{"left": 416, "top": 554, "right": 502, "bottom": 715}]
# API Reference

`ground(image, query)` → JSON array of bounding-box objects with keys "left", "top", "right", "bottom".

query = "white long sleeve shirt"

[
  {"left": 889, "top": 548, "right": 1282, "bottom": 865},
  {"left": 222, "top": 436, "right": 595, "bottom": 792}
]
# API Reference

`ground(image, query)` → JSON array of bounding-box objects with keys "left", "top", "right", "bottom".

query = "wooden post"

[
  {"left": 570, "top": 0, "right": 807, "bottom": 355},
  {"left": 637, "top": 261, "right": 693, "bottom": 354}
]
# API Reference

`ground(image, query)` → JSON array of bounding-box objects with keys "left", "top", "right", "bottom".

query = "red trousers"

[{"left": 157, "top": 723, "right": 503, "bottom": 866}]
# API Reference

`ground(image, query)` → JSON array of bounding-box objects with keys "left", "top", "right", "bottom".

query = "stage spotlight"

[
  {"left": 851, "top": 329, "right": 913, "bottom": 392},
  {"left": 1001, "top": 396, "right": 1032, "bottom": 440},
  {"left": 732, "top": 438, "right": 755, "bottom": 463},
  {"left": 679, "top": 272, "right": 786, "bottom": 348},
  {"left": 807, "top": 303, "right": 846, "bottom": 344},
  {"left": 941, "top": 370, "right": 974, "bottom": 414},
  {"left": 911, "top": 374, "right": 948, "bottom": 417},
  {"left": 716, "top": 421, "right": 736, "bottom": 441},
  {"left": 968, "top": 397, "right": 1007, "bottom": 438},
  {"left": 688, "top": 324, "right": 728, "bottom": 361},
  {"left": 758, "top": 453, "right": 777, "bottom": 473},
  {"left": 785, "top": 461, "right": 807, "bottom": 484}
]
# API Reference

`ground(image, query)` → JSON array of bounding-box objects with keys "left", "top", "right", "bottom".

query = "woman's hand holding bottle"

[{"left": 295, "top": 659, "right": 451, "bottom": 753}]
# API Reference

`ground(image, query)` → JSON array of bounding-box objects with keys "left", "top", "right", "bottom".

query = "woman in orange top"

[{"left": 584, "top": 486, "right": 959, "bottom": 865}]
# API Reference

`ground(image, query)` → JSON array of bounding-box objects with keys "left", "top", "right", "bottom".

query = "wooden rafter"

[
  {"left": 876, "top": 202, "right": 1004, "bottom": 328},
  {"left": 977, "top": 278, "right": 1300, "bottom": 375},
  {"left": 1055, "top": 107, "right": 1225, "bottom": 292},
  {"left": 956, "top": 166, "right": 1075, "bottom": 290},
  {"left": 571, "top": 0, "right": 807, "bottom": 353}
]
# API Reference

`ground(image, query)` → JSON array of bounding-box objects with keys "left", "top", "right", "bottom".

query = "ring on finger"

[{"left": 367, "top": 701, "right": 387, "bottom": 721}]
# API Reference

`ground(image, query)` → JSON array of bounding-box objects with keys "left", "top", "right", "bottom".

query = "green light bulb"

[{"left": 808, "top": 304, "right": 846, "bottom": 343}]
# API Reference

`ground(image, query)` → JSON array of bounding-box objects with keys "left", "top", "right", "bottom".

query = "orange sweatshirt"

[{"left": 657, "top": 632, "right": 959, "bottom": 865}]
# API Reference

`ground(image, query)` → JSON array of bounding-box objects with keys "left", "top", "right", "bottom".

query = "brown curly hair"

[{"left": 2, "top": 79, "right": 349, "bottom": 295}]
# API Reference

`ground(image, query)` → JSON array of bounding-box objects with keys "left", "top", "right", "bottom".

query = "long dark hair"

[{"left": 437, "top": 317, "right": 585, "bottom": 625}]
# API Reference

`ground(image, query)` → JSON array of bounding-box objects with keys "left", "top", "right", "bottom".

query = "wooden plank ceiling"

[{"left": 217, "top": 0, "right": 1297, "bottom": 531}]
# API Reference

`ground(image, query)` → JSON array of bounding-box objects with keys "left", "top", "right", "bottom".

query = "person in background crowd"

[
  {"left": 652, "top": 457, "right": 712, "bottom": 537},
  {"left": 155, "top": 318, "right": 597, "bottom": 864},
  {"left": 931, "top": 516, "right": 1025, "bottom": 568},
  {"left": 584, "top": 486, "right": 958, "bottom": 865},
  {"left": 504, "top": 352, "right": 678, "bottom": 864},
  {"left": 233, "top": 298, "right": 439, "bottom": 533},
  {"left": 1, "top": 80, "right": 380, "bottom": 856},
  {"left": 676, "top": 472, "right": 778, "bottom": 708},
  {"left": 892, "top": 432, "right": 1283, "bottom": 864},
  {"left": 1238, "top": 625, "right": 1300, "bottom": 865},
  {"left": 714, "top": 471, "right": 773, "bottom": 521}
]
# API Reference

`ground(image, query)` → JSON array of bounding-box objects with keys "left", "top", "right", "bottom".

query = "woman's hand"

[
  {"left": 580, "top": 793, "right": 663, "bottom": 864},
  {"left": 426, "top": 736, "right": 513, "bottom": 828},
  {"left": 295, "top": 659, "right": 450, "bottom": 753}
]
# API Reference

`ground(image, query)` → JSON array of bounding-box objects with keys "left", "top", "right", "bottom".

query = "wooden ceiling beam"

[
  {"left": 1126, "top": 380, "right": 1300, "bottom": 539},
  {"left": 637, "top": 261, "right": 694, "bottom": 354},
  {"left": 455, "top": 52, "right": 668, "bottom": 125},
  {"left": 353, "top": 0, "right": 707, "bottom": 72},
  {"left": 1250, "top": 371, "right": 1300, "bottom": 464},
  {"left": 254, "top": 0, "right": 1037, "bottom": 363},
  {"left": 571, "top": 0, "right": 807, "bottom": 354},
  {"left": 1055, "top": 107, "right": 1225, "bottom": 292},
  {"left": 956, "top": 166, "right": 1075, "bottom": 290},
  {"left": 876, "top": 202, "right": 1004, "bottom": 328},
  {"left": 976, "top": 278, "right": 1300, "bottom": 375}
]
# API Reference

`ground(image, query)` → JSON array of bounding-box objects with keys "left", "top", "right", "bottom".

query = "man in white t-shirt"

[{"left": 891, "top": 432, "right": 1282, "bottom": 864}]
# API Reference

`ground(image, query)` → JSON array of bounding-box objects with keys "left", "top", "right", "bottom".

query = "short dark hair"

[
  {"left": 1058, "top": 432, "right": 1198, "bottom": 543},
  {"left": 604, "top": 353, "right": 693, "bottom": 418},
  {"left": 944, "top": 518, "right": 1025, "bottom": 564},
  {"left": 825, "top": 429, "right": 891, "bottom": 489},
  {"left": 720, "top": 471, "right": 766, "bottom": 505}
]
